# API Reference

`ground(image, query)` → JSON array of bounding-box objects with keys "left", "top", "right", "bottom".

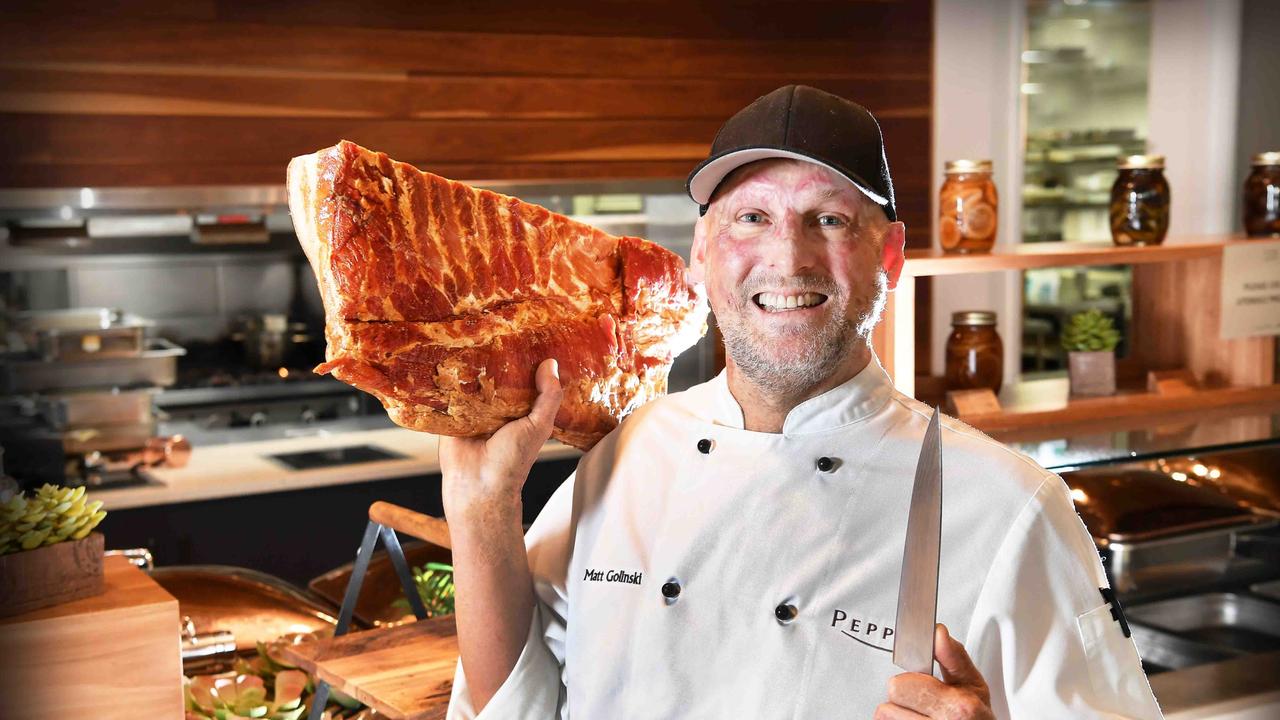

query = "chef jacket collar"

[{"left": 708, "top": 354, "right": 895, "bottom": 437}]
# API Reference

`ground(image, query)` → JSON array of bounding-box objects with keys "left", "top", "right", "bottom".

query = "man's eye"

[
  {"left": 818, "top": 215, "right": 845, "bottom": 227},
  {"left": 738, "top": 212, "right": 764, "bottom": 224}
]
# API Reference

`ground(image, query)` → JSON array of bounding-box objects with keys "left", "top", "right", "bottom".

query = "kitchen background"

[{"left": 1, "top": 2, "right": 1280, "bottom": 717}]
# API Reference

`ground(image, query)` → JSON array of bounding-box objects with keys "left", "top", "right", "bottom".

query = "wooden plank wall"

[{"left": 0, "top": 0, "right": 934, "bottom": 243}]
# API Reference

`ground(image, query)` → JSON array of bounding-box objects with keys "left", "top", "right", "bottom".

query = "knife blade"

[{"left": 893, "top": 407, "right": 943, "bottom": 674}]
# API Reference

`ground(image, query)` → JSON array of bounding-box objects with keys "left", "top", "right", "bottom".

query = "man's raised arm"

[{"left": 439, "top": 358, "right": 563, "bottom": 712}]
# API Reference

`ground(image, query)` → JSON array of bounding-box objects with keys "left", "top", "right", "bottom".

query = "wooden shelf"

[
  {"left": 902, "top": 235, "right": 1246, "bottom": 277},
  {"left": 955, "top": 384, "right": 1280, "bottom": 436},
  {"left": 873, "top": 233, "right": 1277, "bottom": 413}
]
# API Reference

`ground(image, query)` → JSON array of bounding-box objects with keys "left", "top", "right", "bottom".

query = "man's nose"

[{"left": 764, "top": 215, "right": 821, "bottom": 273}]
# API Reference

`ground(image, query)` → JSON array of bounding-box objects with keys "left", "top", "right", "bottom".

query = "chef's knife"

[{"left": 893, "top": 407, "right": 943, "bottom": 674}]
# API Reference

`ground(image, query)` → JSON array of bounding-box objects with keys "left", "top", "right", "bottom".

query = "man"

[{"left": 440, "top": 86, "right": 1163, "bottom": 719}]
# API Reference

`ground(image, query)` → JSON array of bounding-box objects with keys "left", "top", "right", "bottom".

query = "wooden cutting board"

[{"left": 279, "top": 615, "right": 458, "bottom": 720}]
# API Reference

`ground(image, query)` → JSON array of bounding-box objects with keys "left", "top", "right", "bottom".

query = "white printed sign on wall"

[{"left": 1220, "top": 240, "right": 1280, "bottom": 340}]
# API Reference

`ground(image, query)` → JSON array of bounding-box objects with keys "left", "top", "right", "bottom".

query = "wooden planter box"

[
  {"left": 0, "top": 531, "right": 104, "bottom": 617},
  {"left": 1068, "top": 350, "right": 1117, "bottom": 397}
]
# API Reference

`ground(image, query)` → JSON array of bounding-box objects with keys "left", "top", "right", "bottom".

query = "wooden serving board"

[{"left": 279, "top": 615, "right": 458, "bottom": 720}]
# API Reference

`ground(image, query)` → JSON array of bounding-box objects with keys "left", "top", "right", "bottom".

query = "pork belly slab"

[{"left": 287, "top": 141, "right": 707, "bottom": 450}]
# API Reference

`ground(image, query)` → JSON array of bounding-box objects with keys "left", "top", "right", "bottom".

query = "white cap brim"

[{"left": 687, "top": 148, "right": 891, "bottom": 208}]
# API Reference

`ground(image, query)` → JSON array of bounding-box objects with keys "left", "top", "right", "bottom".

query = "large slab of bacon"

[{"left": 287, "top": 141, "right": 707, "bottom": 450}]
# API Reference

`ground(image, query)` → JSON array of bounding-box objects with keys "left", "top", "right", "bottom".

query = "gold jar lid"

[
  {"left": 1252, "top": 151, "right": 1280, "bottom": 167},
  {"left": 944, "top": 159, "right": 993, "bottom": 174},
  {"left": 952, "top": 310, "right": 997, "bottom": 326},
  {"left": 1118, "top": 154, "right": 1165, "bottom": 169}
]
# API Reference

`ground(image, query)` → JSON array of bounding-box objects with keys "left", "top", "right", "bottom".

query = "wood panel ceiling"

[{"left": 0, "top": 0, "right": 933, "bottom": 241}]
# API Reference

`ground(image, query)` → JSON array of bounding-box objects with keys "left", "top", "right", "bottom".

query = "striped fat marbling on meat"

[{"left": 287, "top": 141, "right": 707, "bottom": 450}]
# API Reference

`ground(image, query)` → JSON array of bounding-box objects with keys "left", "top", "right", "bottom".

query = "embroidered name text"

[{"left": 583, "top": 568, "right": 643, "bottom": 585}]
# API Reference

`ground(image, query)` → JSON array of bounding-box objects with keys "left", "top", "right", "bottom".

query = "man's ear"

[
  {"left": 689, "top": 213, "right": 709, "bottom": 284},
  {"left": 881, "top": 222, "right": 906, "bottom": 290}
]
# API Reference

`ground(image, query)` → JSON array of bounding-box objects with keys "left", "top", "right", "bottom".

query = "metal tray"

[
  {"left": 1127, "top": 592, "right": 1280, "bottom": 655},
  {"left": 37, "top": 387, "right": 157, "bottom": 429},
  {"left": 15, "top": 307, "right": 117, "bottom": 331},
  {"left": 59, "top": 421, "right": 158, "bottom": 454},
  {"left": 17, "top": 307, "right": 152, "bottom": 361},
  {"left": 149, "top": 565, "right": 354, "bottom": 653},
  {"left": 34, "top": 323, "right": 146, "bottom": 361},
  {"left": 2, "top": 338, "right": 185, "bottom": 393}
]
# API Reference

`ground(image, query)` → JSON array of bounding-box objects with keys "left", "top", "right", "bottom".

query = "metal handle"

[
  {"left": 368, "top": 501, "right": 451, "bottom": 550},
  {"left": 179, "top": 614, "right": 237, "bottom": 674},
  {"left": 105, "top": 547, "right": 154, "bottom": 572}
]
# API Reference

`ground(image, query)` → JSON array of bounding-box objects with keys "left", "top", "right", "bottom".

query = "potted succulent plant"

[
  {"left": 0, "top": 483, "right": 109, "bottom": 616},
  {"left": 1061, "top": 309, "right": 1121, "bottom": 397},
  {"left": 0, "top": 481, "right": 108, "bottom": 609}
]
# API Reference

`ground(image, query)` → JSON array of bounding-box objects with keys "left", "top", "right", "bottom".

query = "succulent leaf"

[{"left": 271, "top": 670, "right": 308, "bottom": 713}]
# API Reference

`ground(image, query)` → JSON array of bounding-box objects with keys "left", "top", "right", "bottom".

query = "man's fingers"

[
  {"left": 888, "top": 671, "right": 991, "bottom": 719},
  {"left": 873, "top": 702, "right": 929, "bottom": 720},
  {"left": 526, "top": 358, "right": 563, "bottom": 431},
  {"left": 886, "top": 672, "right": 948, "bottom": 715},
  {"left": 934, "top": 624, "right": 986, "bottom": 691}
]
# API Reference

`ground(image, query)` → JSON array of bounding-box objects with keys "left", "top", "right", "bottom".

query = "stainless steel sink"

[{"left": 1128, "top": 592, "right": 1280, "bottom": 670}]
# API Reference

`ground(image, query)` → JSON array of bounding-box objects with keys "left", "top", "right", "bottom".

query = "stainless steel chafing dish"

[
  {"left": 15, "top": 307, "right": 151, "bottom": 361},
  {"left": 3, "top": 338, "right": 183, "bottom": 394},
  {"left": 1063, "top": 467, "right": 1279, "bottom": 598}
]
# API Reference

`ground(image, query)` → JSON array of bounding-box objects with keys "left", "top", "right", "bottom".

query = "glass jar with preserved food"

[
  {"left": 945, "top": 311, "right": 1003, "bottom": 394},
  {"left": 939, "top": 160, "right": 998, "bottom": 254},
  {"left": 1110, "top": 155, "right": 1170, "bottom": 246},
  {"left": 1244, "top": 151, "right": 1280, "bottom": 238}
]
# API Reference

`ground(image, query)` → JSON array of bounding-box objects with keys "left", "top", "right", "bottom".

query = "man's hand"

[
  {"left": 440, "top": 358, "right": 563, "bottom": 521},
  {"left": 875, "top": 624, "right": 994, "bottom": 720}
]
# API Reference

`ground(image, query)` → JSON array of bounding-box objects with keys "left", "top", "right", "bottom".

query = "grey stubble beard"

[{"left": 716, "top": 268, "right": 889, "bottom": 398}]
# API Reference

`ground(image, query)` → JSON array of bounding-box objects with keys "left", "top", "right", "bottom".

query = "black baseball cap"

[{"left": 686, "top": 85, "right": 897, "bottom": 221}]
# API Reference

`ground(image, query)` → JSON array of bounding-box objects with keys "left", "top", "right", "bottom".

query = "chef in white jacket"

[{"left": 439, "top": 86, "right": 1164, "bottom": 719}]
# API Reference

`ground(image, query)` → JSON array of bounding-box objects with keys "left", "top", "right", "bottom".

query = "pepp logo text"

[{"left": 830, "top": 608, "right": 895, "bottom": 652}]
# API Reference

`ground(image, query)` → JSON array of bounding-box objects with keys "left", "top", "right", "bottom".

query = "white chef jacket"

[{"left": 448, "top": 356, "right": 1164, "bottom": 719}]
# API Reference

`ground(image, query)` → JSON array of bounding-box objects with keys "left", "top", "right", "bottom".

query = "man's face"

[{"left": 690, "top": 159, "right": 904, "bottom": 395}]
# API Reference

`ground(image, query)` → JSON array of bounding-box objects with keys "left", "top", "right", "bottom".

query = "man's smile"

[{"left": 752, "top": 291, "right": 830, "bottom": 313}]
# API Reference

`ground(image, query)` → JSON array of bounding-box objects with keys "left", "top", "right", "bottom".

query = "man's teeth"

[{"left": 755, "top": 292, "right": 826, "bottom": 311}]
